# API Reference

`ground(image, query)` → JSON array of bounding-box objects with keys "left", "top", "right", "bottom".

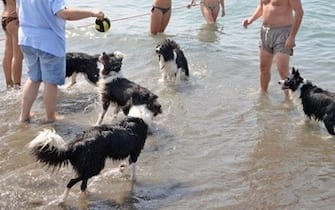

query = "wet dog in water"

[
  {"left": 155, "top": 39, "right": 189, "bottom": 82},
  {"left": 279, "top": 67, "right": 335, "bottom": 135},
  {"left": 96, "top": 52, "right": 162, "bottom": 125},
  {"left": 28, "top": 116, "right": 148, "bottom": 203},
  {"left": 65, "top": 52, "right": 117, "bottom": 87}
]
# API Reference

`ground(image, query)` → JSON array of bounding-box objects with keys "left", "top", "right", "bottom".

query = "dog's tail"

[{"left": 28, "top": 129, "right": 70, "bottom": 168}]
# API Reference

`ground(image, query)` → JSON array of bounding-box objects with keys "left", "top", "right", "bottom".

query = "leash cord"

[{"left": 67, "top": 4, "right": 199, "bottom": 30}]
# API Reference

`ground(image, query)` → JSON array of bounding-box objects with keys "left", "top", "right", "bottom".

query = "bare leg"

[
  {"left": 19, "top": 79, "right": 40, "bottom": 122},
  {"left": 9, "top": 20, "right": 23, "bottom": 87},
  {"left": 2, "top": 30, "right": 14, "bottom": 88},
  {"left": 43, "top": 83, "right": 58, "bottom": 122},
  {"left": 159, "top": 10, "right": 171, "bottom": 33},
  {"left": 275, "top": 53, "right": 290, "bottom": 98},
  {"left": 150, "top": 7, "right": 171, "bottom": 34},
  {"left": 2, "top": 20, "right": 23, "bottom": 89},
  {"left": 150, "top": 8, "right": 163, "bottom": 35},
  {"left": 258, "top": 48, "right": 273, "bottom": 94},
  {"left": 211, "top": 6, "right": 220, "bottom": 22},
  {"left": 200, "top": 3, "right": 219, "bottom": 24}
]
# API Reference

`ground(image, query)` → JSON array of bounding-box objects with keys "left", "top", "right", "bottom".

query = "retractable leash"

[
  {"left": 69, "top": 4, "right": 199, "bottom": 32},
  {"left": 95, "top": 17, "right": 111, "bottom": 32}
]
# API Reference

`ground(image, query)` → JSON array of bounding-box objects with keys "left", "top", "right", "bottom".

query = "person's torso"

[
  {"left": 2, "top": 0, "right": 17, "bottom": 17},
  {"left": 153, "top": 0, "right": 171, "bottom": 8},
  {"left": 261, "top": 0, "right": 293, "bottom": 27},
  {"left": 17, "top": 0, "right": 66, "bottom": 57}
]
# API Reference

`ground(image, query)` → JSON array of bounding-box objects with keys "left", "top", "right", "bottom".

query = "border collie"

[
  {"left": 96, "top": 52, "right": 162, "bottom": 125},
  {"left": 155, "top": 39, "right": 189, "bottom": 82},
  {"left": 66, "top": 52, "right": 117, "bottom": 87},
  {"left": 28, "top": 116, "right": 148, "bottom": 203},
  {"left": 279, "top": 67, "right": 335, "bottom": 135}
]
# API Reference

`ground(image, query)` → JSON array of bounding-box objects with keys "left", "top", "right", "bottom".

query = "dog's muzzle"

[
  {"left": 155, "top": 46, "right": 161, "bottom": 53},
  {"left": 278, "top": 80, "right": 289, "bottom": 90},
  {"left": 99, "top": 53, "right": 105, "bottom": 65},
  {"left": 278, "top": 80, "right": 285, "bottom": 85}
]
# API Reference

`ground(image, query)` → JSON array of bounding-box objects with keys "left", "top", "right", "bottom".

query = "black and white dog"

[
  {"left": 279, "top": 67, "right": 335, "bottom": 135},
  {"left": 155, "top": 39, "right": 189, "bottom": 82},
  {"left": 28, "top": 116, "right": 148, "bottom": 203},
  {"left": 96, "top": 52, "right": 162, "bottom": 125},
  {"left": 66, "top": 52, "right": 117, "bottom": 87}
]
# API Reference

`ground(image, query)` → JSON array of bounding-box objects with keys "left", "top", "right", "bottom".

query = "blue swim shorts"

[{"left": 20, "top": 45, "right": 66, "bottom": 85}]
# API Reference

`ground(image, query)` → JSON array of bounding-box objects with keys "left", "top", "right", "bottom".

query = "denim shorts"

[{"left": 20, "top": 45, "right": 66, "bottom": 85}]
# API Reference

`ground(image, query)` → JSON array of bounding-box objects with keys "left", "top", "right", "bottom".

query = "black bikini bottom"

[
  {"left": 2, "top": 16, "right": 18, "bottom": 31},
  {"left": 151, "top": 5, "right": 171, "bottom": 14}
]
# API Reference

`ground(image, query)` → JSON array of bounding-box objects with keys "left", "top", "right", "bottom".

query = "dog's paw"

[
  {"left": 47, "top": 198, "right": 66, "bottom": 206},
  {"left": 80, "top": 191, "right": 89, "bottom": 200}
]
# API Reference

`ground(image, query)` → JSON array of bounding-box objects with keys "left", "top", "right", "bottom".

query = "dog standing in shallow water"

[
  {"left": 28, "top": 116, "right": 148, "bottom": 203},
  {"left": 96, "top": 52, "right": 162, "bottom": 125},
  {"left": 155, "top": 39, "right": 189, "bottom": 82},
  {"left": 279, "top": 67, "right": 335, "bottom": 135},
  {"left": 66, "top": 52, "right": 116, "bottom": 87}
]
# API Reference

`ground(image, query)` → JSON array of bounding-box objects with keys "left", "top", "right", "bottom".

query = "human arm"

[
  {"left": 56, "top": 7, "right": 104, "bottom": 21},
  {"left": 242, "top": 0, "right": 263, "bottom": 28},
  {"left": 285, "top": 0, "right": 304, "bottom": 49},
  {"left": 187, "top": 0, "right": 196, "bottom": 8},
  {"left": 220, "top": 0, "right": 225, "bottom": 17}
]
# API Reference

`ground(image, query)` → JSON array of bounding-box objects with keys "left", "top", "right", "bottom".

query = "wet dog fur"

[
  {"left": 279, "top": 67, "right": 335, "bottom": 135},
  {"left": 28, "top": 116, "right": 148, "bottom": 203},
  {"left": 155, "top": 39, "right": 189, "bottom": 82},
  {"left": 66, "top": 52, "right": 115, "bottom": 87},
  {"left": 96, "top": 52, "right": 162, "bottom": 125}
]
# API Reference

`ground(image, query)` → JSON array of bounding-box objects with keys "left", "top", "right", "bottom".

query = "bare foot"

[
  {"left": 19, "top": 116, "right": 30, "bottom": 123},
  {"left": 258, "top": 88, "right": 268, "bottom": 95},
  {"left": 44, "top": 114, "right": 64, "bottom": 124},
  {"left": 13, "top": 83, "right": 21, "bottom": 90}
]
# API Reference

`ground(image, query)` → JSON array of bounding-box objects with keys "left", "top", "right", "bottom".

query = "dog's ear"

[
  {"left": 292, "top": 67, "right": 300, "bottom": 76},
  {"left": 292, "top": 67, "right": 296, "bottom": 74},
  {"left": 295, "top": 68, "right": 300, "bottom": 75},
  {"left": 167, "top": 39, "right": 176, "bottom": 48}
]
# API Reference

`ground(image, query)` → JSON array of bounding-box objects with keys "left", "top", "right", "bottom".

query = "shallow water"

[{"left": 1, "top": 1, "right": 335, "bottom": 209}]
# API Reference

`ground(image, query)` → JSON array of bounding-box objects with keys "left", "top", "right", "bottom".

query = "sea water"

[{"left": 0, "top": 0, "right": 335, "bottom": 209}]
